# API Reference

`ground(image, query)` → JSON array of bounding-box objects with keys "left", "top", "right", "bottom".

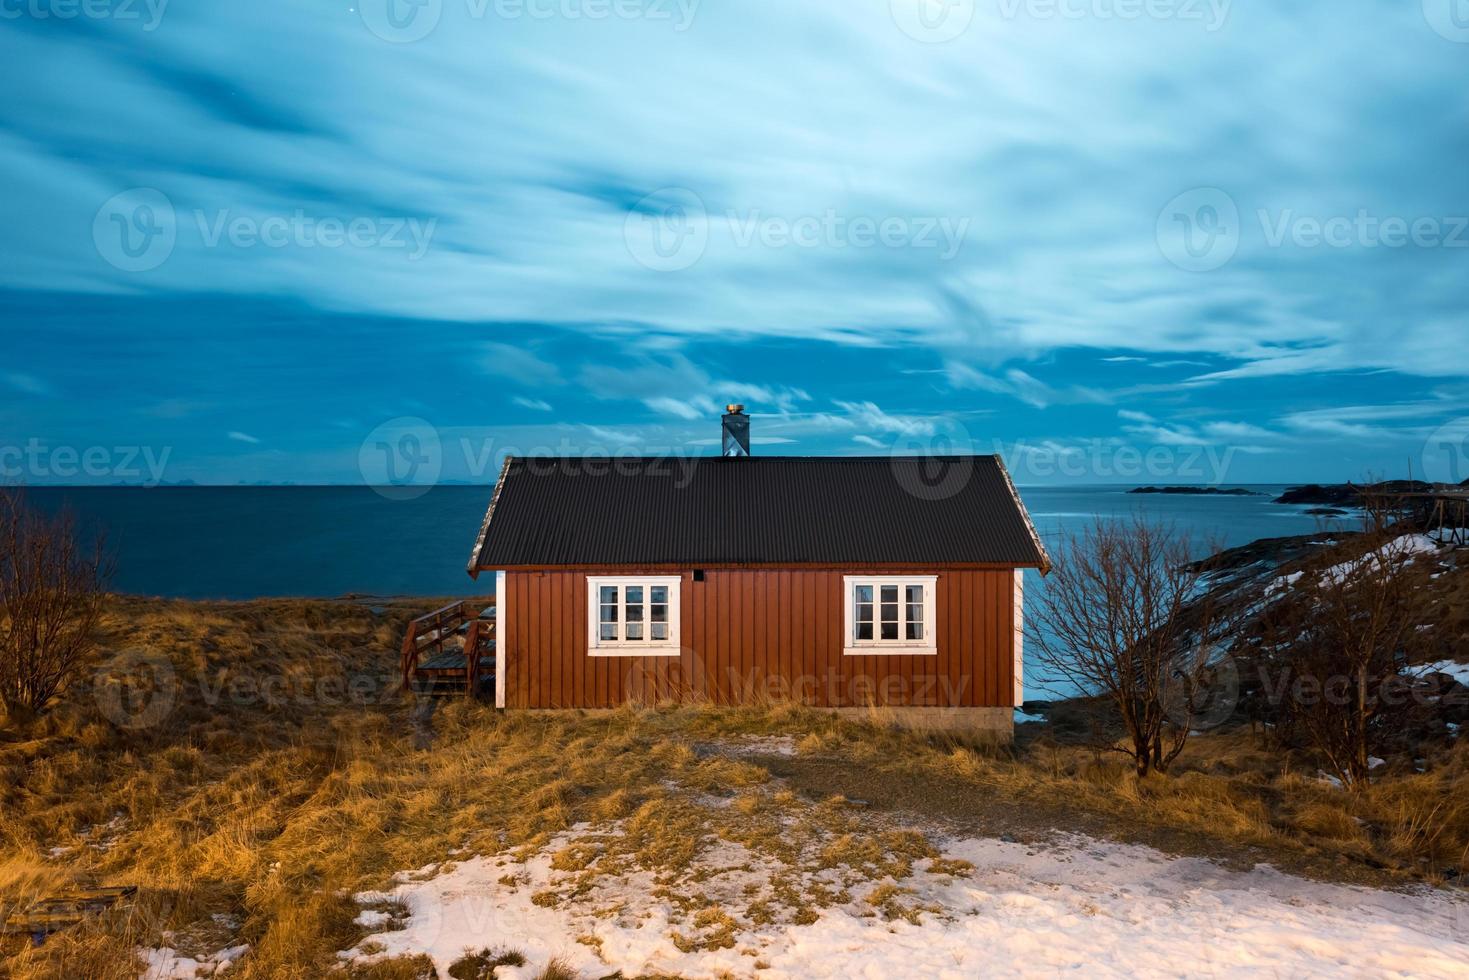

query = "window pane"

[
  {"left": 601, "top": 604, "right": 618, "bottom": 623},
  {"left": 906, "top": 585, "right": 925, "bottom": 641},
  {"left": 625, "top": 586, "right": 643, "bottom": 604},
  {"left": 651, "top": 623, "right": 668, "bottom": 640},
  {"left": 880, "top": 584, "right": 899, "bottom": 640},
  {"left": 854, "top": 581, "right": 874, "bottom": 643},
  {"left": 600, "top": 586, "right": 617, "bottom": 604},
  {"left": 651, "top": 603, "right": 667, "bottom": 623},
  {"left": 600, "top": 623, "right": 617, "bottom": 640},
  {"left": 626, "top": 604, "right": 643, "bottom": 625},
  {"left": 626, "top": 623, "right": 644, "bottom": 640},
  {"left": 650, "top": 586, "right": 668, "bottom": 604}
]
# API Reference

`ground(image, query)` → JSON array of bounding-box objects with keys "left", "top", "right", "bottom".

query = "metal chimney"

[{"left": 721, "top": 404, "right": 750, "bottom": 456}]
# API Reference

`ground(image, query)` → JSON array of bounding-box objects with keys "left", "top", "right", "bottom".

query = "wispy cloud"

[
  {"left": 0, "top": 1, "right": 1463, "bottom": 483},
  {"left": 1279, "top": 402, "right": 1460, "bottom": 440},
  {"left": 227, "top": 431, "right": 261, "bottom": 444},
  {"left": 3, "top": 372, "right": 50, "bottom": 396},
  {"left": 482, "top": 343, "right": 562, "bottom": 387}
]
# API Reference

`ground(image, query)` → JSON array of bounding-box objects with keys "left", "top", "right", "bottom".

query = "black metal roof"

[{"left": 469, "top": 455, "right": 1050, "bottom": 572}]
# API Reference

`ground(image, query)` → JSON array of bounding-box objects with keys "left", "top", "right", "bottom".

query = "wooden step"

[
  {"left": 2, "top": 886, "right": 137, "bottom": 937},
  {"left": 410, "top": 669, "right": 495, "bottom": 698}
]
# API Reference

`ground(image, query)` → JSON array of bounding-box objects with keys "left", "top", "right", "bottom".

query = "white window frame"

[
  {"left": 842, "top": 575, "right": 938, "bottom": 656},
  {"left": 587, "top": 575, "right": 682, "bottom": 657}
]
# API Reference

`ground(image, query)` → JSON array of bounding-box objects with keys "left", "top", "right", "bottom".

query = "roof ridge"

[{"left": 506, "top": 454, "right": 1003, "bottom": 462}]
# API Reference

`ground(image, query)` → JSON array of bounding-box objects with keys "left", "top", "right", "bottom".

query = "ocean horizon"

[{"left": 21, "top": 483, "right": 1353, "bottom": 602}]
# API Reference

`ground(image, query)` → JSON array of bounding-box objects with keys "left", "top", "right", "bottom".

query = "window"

[
  {"left": 587, "top": 576, "right": 681, "bottom": 656},
  {"left": 842, "top": 575, "right": 937, "bottom": 656}
]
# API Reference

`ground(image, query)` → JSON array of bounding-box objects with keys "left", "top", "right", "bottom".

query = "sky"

[{"left": 1, "top": 0, "right": 1467, "bottom": 487}]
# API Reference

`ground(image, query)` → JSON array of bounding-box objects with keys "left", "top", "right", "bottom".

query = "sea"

[{"left": 22, "top": 484, "right": 1346, "bottom": 601}]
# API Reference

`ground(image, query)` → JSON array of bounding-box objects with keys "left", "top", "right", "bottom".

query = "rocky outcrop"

[{"left": 1128, "top": 486, "right": 1264, "bottom": 496}]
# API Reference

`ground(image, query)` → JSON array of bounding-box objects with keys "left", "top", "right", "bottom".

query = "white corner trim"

[
  {"left": 841, "top": 574, "right": 938, "bottom": 656},
  {"left": 586, "top": 575, "right": 682, "bottom": 657},
  {"left": 1013, "top": 568, "right": 1024, "bottom": 706},
  {"left": 495, "top": 570, "right": 506, "bottom": 709}
]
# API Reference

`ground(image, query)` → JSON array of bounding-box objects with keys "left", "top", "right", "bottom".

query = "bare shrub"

[
  {"left": 1256, "top": 532, "right": 1434, "bottom": 789},
  {"left": 1026, "top": 516, "right": 1231, "bottom": 777},
  {"left": 0, "top": 489, "right": 112, "bottom": 722}
]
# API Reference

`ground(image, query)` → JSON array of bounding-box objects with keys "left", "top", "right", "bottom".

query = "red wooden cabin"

[{"left": 407, "top": 409, "right": 1051, "bottom": 738}]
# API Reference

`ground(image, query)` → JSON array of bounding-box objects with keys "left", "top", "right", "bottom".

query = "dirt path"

[{"left": 747, "top": 750, "right": 1422, "bottom": 891}]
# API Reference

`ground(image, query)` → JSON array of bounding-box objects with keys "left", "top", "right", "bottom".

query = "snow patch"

[
  {"left": 1319, "top": 534, "right": 1443, "bottom": 586},
  {"left": 340, "top": 834, "right": 1469, "bottom": 979},
  {"left": 701, "top": 734, "right": 797, "bottom": 758},
  {"left": 1415, "top": 660, "right": 1469, "bottom": 687},
  {"left": 140, "top": 944, "right": 249, "bottom": 978}
]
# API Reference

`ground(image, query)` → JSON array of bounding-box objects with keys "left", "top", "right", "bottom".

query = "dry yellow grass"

[{"left": 1, "top": 596, "right": 1465, "bottom": 978}]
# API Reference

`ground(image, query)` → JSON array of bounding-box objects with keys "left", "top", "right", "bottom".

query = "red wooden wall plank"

[{"left": 505, "top": 567, "right": 1016, "bottom": 709}]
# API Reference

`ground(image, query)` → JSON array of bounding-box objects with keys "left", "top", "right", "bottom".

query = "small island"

[
  {"left": 1272, "top": 479, "right": 1467, "bottom": 506},
  {"left": 1128, "top": 486, "right": 1265, "bottom": 496}
]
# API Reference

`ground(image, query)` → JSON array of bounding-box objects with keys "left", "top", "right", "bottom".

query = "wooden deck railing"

[
  {"left": 463, "top": 617, "right": 495, "bottom": 696},
  {"left": 400, "top": 599, "right": 493, "bottom": 690}
]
